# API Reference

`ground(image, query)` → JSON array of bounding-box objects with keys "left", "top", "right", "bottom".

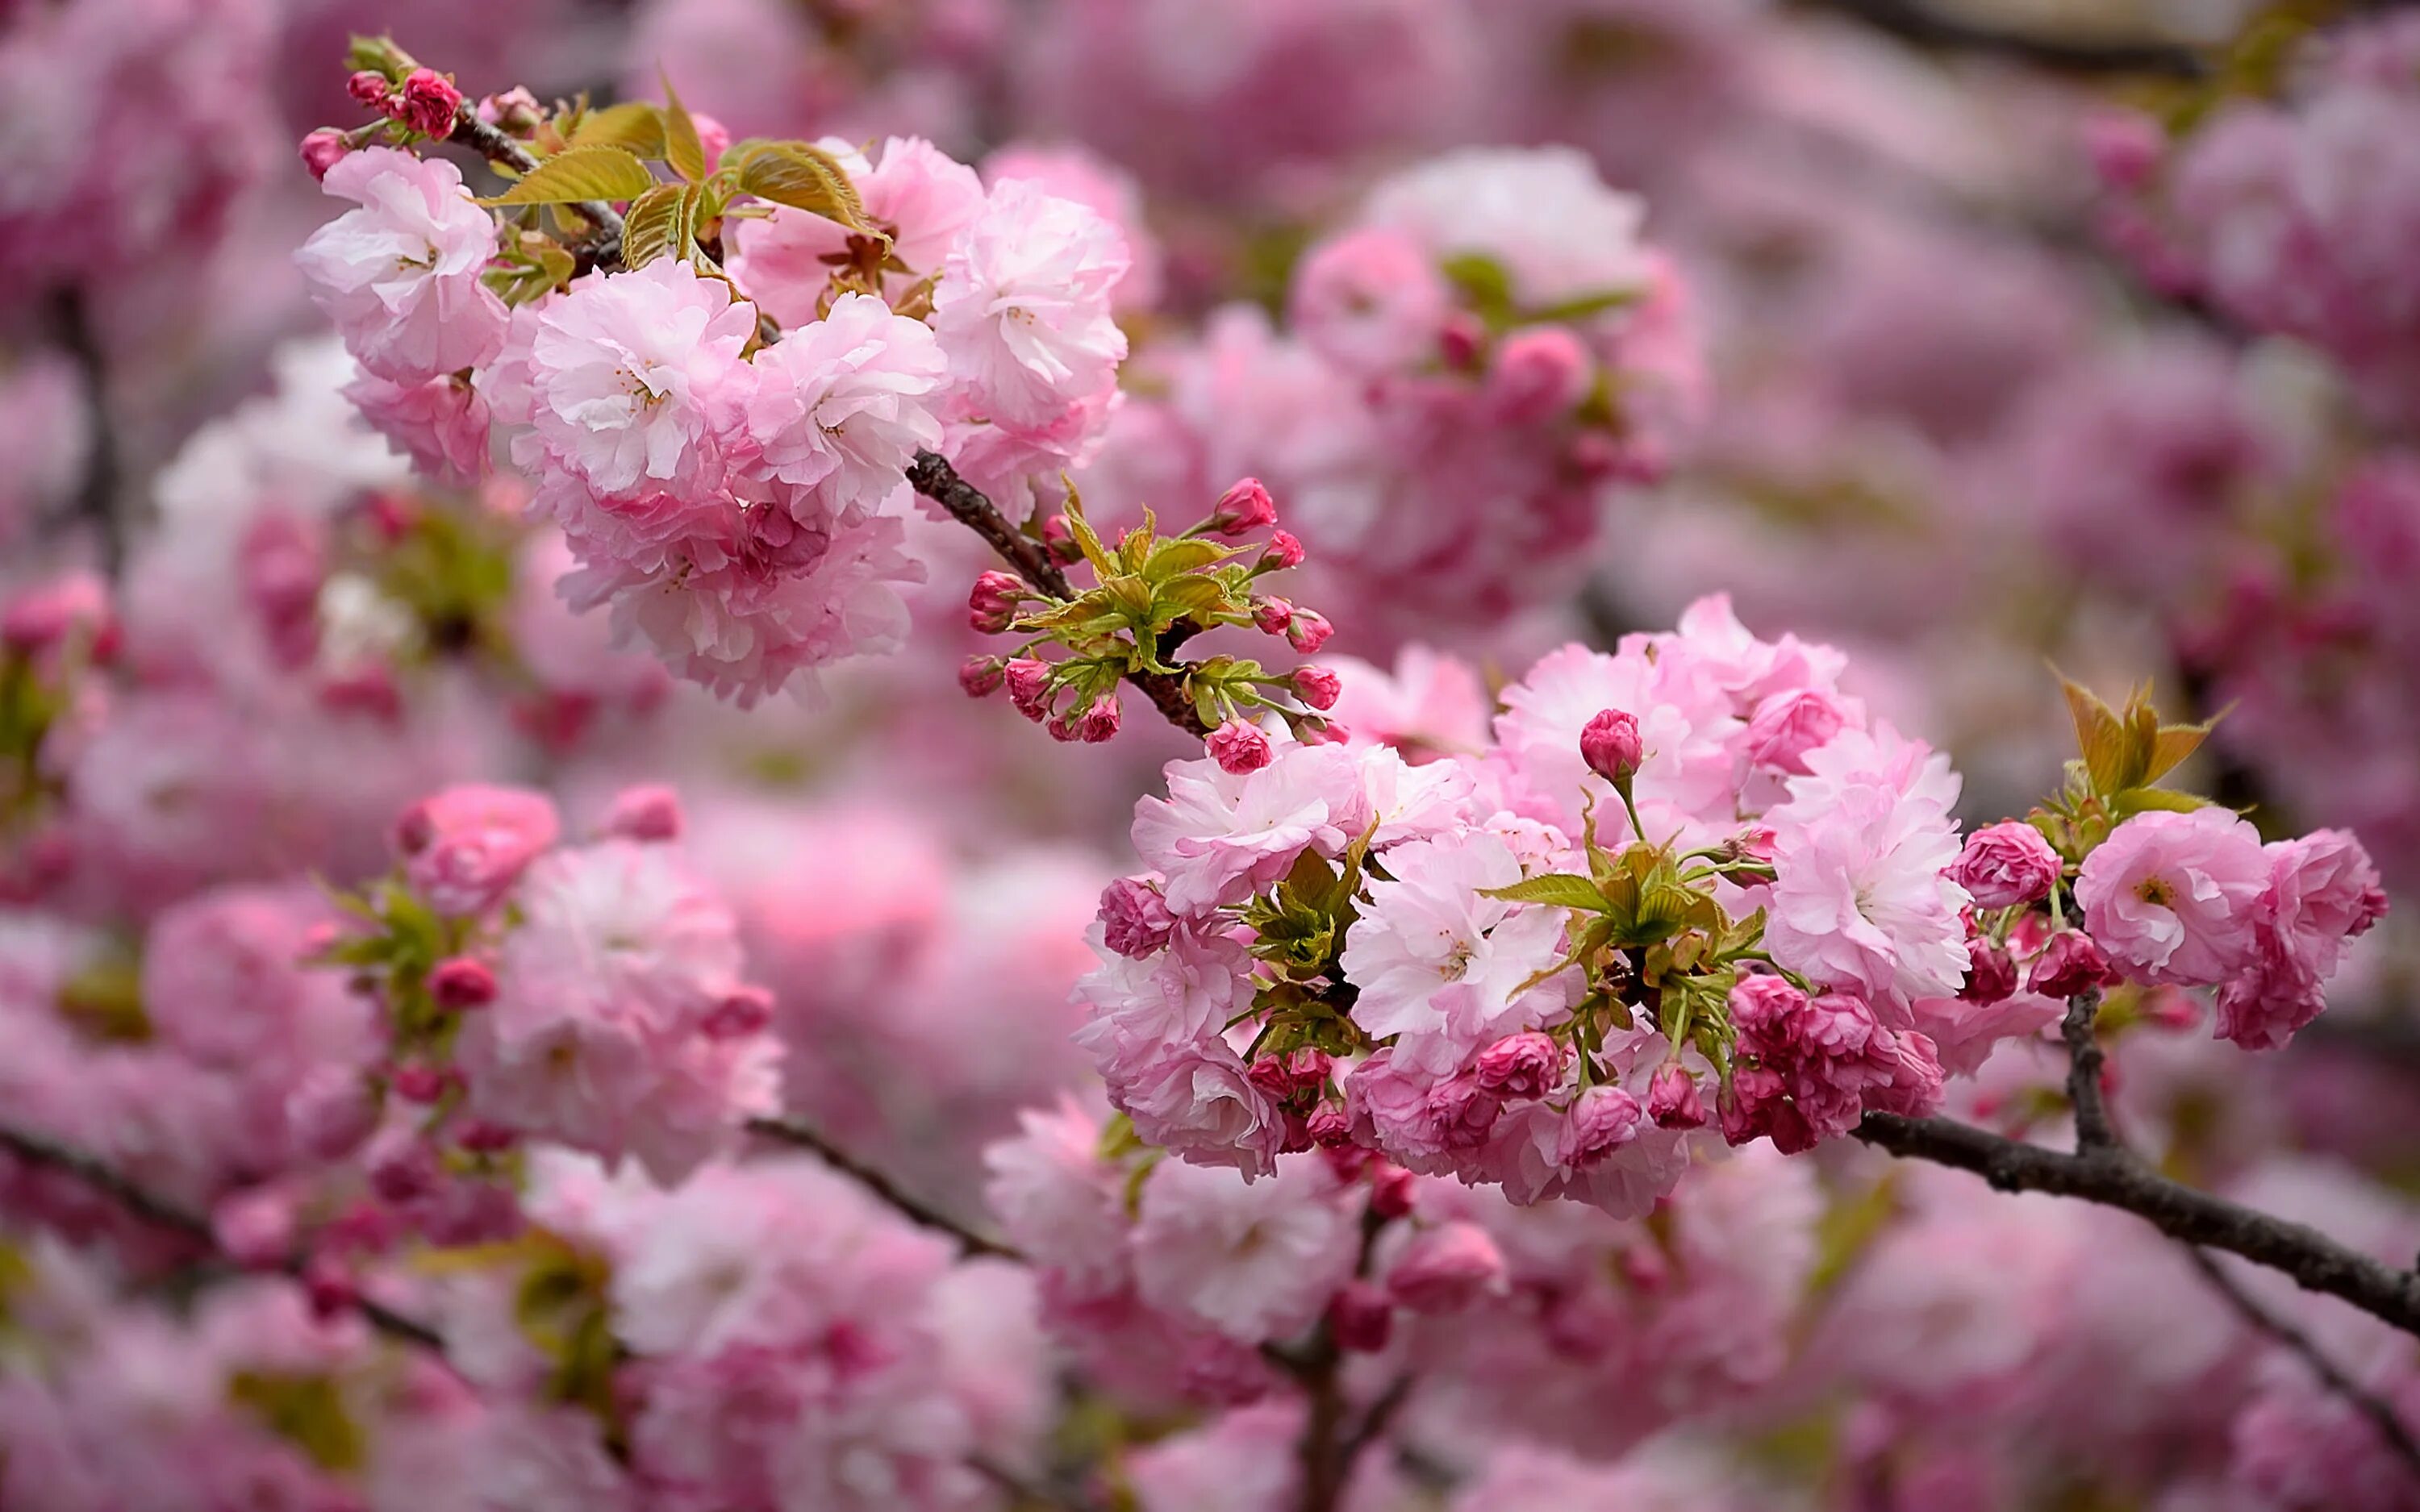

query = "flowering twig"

[
  {"left": 1806, "top": 0, "right": 2209, "bottom": 77},
  {"left": 1853, "top": 1111, "right": 2420, "bottom": 1335},
  {"left": 906, "top": 450, "right": 1212, "bottom": 737},
  {"left": 2059, "top": 989, "right": 2117, "bottom": 1151},
  {"left": 0, "top": 1123, "right": 444, "bottom": 1351},
  {"left": 2186, "top": 1246, "right": 2420, "bottom": 1476},
  {"left": 745, "top": 1114, "right": 1024, "bottom": 1260}
]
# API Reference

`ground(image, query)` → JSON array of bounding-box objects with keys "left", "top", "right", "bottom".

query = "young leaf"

[
  {"left": 2059, "top": 674, "right": 2134, "bottom": 797},
  {"left": 478, "top": 146, "right": 657, "bottom": 206},
  {"left": 620, "top": 182, "right": 694, "bottom": 269},
  {"left": 1480, "top": 874, "right": 1612, "bottom": 912},
  {"left": 571, "top": 102, "right": 666, "bottom": 159},
  {"left": 734, "top": 141, "right": 873, "bottom": 232},
  {"left": 659, "top": 72, "right": 707, "bottom": 182},
  {"left": 2143, "top": 713, "right": 2221, "bottom": 785}
]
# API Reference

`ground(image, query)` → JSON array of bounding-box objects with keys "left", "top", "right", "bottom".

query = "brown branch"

[
  {"left": 745, "top": 1115, "right": 1023, "bottom": 1260},
  {"left": 0, "top": 1124, "right": 444, "bottom": 1351},
  {"left": 906, "top": 450, "right": 1212, "bottom": 738},
  {"left": 1854, "top": 1112, "right": 2420, "bottom": 1335},
  {"left": 2188, "top": 1247, "right": 2420, "bottom": 1476},
  {"left": 48, "top": 288, "right": 123, "bottom": 576},
  {"left": 1798, "top": 0, "right": 2209, "bottom": 76},
  {"left": 2060, "top": 989, "right": 2116, "bottom": 1151},
  {"left": 444, "top": 98, "right": 625, "bottom": 256}
]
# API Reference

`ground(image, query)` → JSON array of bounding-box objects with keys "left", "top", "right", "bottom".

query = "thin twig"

[
  {"left": 1853, "top": 1112, "right": 2420, "bottom": 1336},
  {"left": 1800, "top": 0, "right": 2209, "bottom": 76},
  {"left": 1338, "top": 1372, "right": 1417, "bottom": 1472},
  {"left": 2060, "top": 989, "right": 2116, "bottom": 1152},
  {"left": 49, "top": 288, "right": 123, "bottom": 576},
  {"left": 2188, "top": 1247, "right": 2420, "bottom": 1476},
  {"left": 969, "top": 1452, "right": 1104, "bottom": 1512},
  {"left": 745, "top": 1115, "right": 1023, "bottom": 1260},
  {"left": 0, "top": 1124, "right": 444, "bottom": 1351},
  {"left": 906, "top": 450, "right": 1212, "bottom": 738}
]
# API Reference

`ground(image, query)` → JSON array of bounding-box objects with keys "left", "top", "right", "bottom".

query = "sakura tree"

[{"left": 4, "top": 5, "right": 2420, "bottom": 1511}]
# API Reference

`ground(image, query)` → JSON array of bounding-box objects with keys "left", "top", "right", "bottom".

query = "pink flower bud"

[
  {"left": 1487, "top": 326, "right": 1593, "bottom": 425},
  {"left": 369, "top": 1138, "right": 440, "bottom": 1202},
  {"left": 1291, "top": 666, "right": 1341, "bottom": 710},
  {"left": 959, "top": 656, "right": 1005, "bottom": 698},
  {"left": 212, "top": 1188, "right": 296, "bottom": 1269},
  {"left": 2084, "top": 109, "right": 2164, "bottom": 191},
  {"left": 456, "top": 1120, "right": 518, "bottom": 1154},
  {"left": 2030, "top": 931, "right": 2118, "bottom": 999},
  {"left": 1207, "top": 719, "right": 1273, "bottom": 774},
  {"left": 968, "top": 569, "right": 1024, "bottom": 634},
  {"left": 1387, "top": 1221, "right": 1507, "bottom": 1314},
  {"left": 1284, "top": 608, "right": 1333, "bottom": 653},
  {"left": 1099, "top": 877, "right": 1177, "bottom": 958},
  {"left": 394, "top": 68, "right": 464, "bottom": 138},
  {"left": 1075, "top": 692, "right": 1122, "bottom": 744},
  {"left": 704, "top": 985, "right": 774, "bottom": 1039},
  {"left": 1648, "top": 1061, "right": 1705, "bottom": 1130},
  {"left": 1557, "top": 1086, "right": 1643, "bottom": 1168},
  {"left": 1579, "top": 708, "right": 1643, "bottom": 785},
  {"left": 347, "top": 70, "right": 392, "bottom": 107},
  {"left": 1306, "top": 1103, "right": 1354, "bottom": 1148},
  {"left": 1298, "top": 719, "right": 1350, "bottom": 747},
  {"left": 1041, "top": 513, "right": 1083, "bottom": 564},
  {"left": 1438, "top": 310, "right": 1486, "bottom": 369},
  {"left": 319, "top": 665, "right": 403, "bottom": 723},
  {"left": 478, "top": 86, "right": 542, "bottom": 132},
  {"left": 391, "top": 1064, "right": 449, "bottom": 1105},
  {"left": 1741, "top": 690, "right": 1848, "bottom": 777},
  {"left": 1428, "top": 1076, "right": 1501, "bottom": 1148},
  {"left": 303, "top": 1256, "right": 357, "bottom": 1322},
  {"left": 1211, "top": 477, "right": 1277, "bottom": 535},
  {"left": 602, "top": 785, "right": 684, "bottom": 843},
  {"left": 1961, "top": 936, "right": 2017, "bottom": 1005},
  {"left": 299, "top": 127, "right": 350, "bottom": 181},
  {"left": 394, "top": 785, "right": 560, "bottom": 917},
  {"left": 429, "top": 956, "right": 496, "bottom": 1010},
  {"left": 2, "top": 572, "right": 112, "bottom": 658},
  {"left": 1045, "top": 711, "right": 1079, "bottom": 743},
  {"left": 1259, "top": 530, "right": 1306, "bottom": 571},
  {"left": 1472, "top": 1032, "right": 1562, "bottom": 1098},
  {"left": 1949, "top": 822, "right": 2063, "bottom": 910},
  {"left": 1004, "top": 658, "right": 1052, "bottom": 721},
  {"left": 1368, "top": 1162, "right": 1417, "bottom": 1219},
  {"left": 1252, "top": 597, "right": 1295, "bottom": 636},
  {"left": 1328, "top": 1281, "right": 1394, "bottom": 1352}
]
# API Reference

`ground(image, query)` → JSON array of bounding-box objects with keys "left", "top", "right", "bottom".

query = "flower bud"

[
  {"left": 347, "top": 70, "right": 392, "bottom": 107},
  {"left": 1211, "top": 477, "right": 1277, "bottom": 535},
  {"left": 1960, "top": 936, "right": 2018, "bottom": 1006},
  {"left": 1438, "top": 310, "right": 1486, "bottom": 369},
  {"left": 1283, "top": 608, "right": 1333, "bottom": 654},
  {"left": 394, "top": 68, "right": 464, "bottom": 138},
  {"left": 429, "top": 956, "right": 496, "bottom": 1010},
  {"left": 1099, "top": 877, "right": 1176, "bottom": 959},
  {"left": 212, "top": 1188, "right": 296, "bottom": 1270},
  {"left": 1579, "top": 708, "right": 1643, "bottom": 785},
  {"left": 1428, "top": 1076, "right": 1501, "bottom": 1148},
  {"left": 1387, "top": 1221, "right": 1507, "bottom": 1314},
  {"left": 1327, "top": 1281, "right": 1394, "bottom": 1352},
  {"left": 1207, "top": 719, "right": 1273, "bottom": 775},
  {"left": 1075, "top": 692, "right": 1122, "bottom": 744},
  {"left": 704, "top": 985, "right": 774, "bottom": 1039},
  {"left": 1291, "top": 666, "right": 1341, "bottom": 710},
  {"left": 2, "top": 572, "right": 112, "bottom": 658},
  {"left": 1368, "top": 1162, "right": 1417, "bottom": 1219},
  {"left": 959, "top": 655, "right": 1005, "bottom": 698},
  {"left": 1557, "top": 1086, "right": 1643, "bottom": 1168},
  {"left": 968, "top": 569, "right": 1024, "bottom": 634},
  {"left": 456, "top": 1120, "right": 519, "bottom": 1154},
  {"left": 1004, "top": 658, "right": 1052, "bottom": 721},
  {"left": 602, "top": 785, "right": 684, "bottom": 843},
  {"left": 2030, "top": 931, "right": 2118, "bottom": 1000},
  {"left": 1487, "top": 326, "right": 1593, "bottom": 425},
  {"left": 302, "top": 1256, "right": 357, "bottom": 1323},
  {"left": 1041, "top": 514, "right": 1084, "bottom": 564},
  {"left": 1251, "top": 597, "right": 1295, "bottom": 636},
  {"left": 391, "top": 1064, "right": 450, "bottom": 1105},
  {"left": 1950, "top": 822, "right": 2063, "bottom": 910},
  {"left": 298, "top": 127, "right": 350, "bottom": 181},
  {"left": 1258, "top": 530, "right": 1305, "bottom": 571},
  {"left": 1648, "top": 1061, "right": 1706, "bottom": 1130},
  {"left": 1306, "top": 1103, "right": 1354, "bottom": 1148},
  {"left": 369, "top": 1136, "right": 441, "bottom": 1202},
  {"left": 478, "top": 86, "right": 543, "bottom": 133},
  {"left": 2084, "top": 108, "right": 2164, "bottom": 191},
  {"left": 1472, "top": 1032, "right": 1562, "bottom": 1099}
]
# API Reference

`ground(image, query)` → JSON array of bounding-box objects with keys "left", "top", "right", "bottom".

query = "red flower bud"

[
  {"left": 394, "top": 68, "right": 464, "bottom": 138},
  {"left": 602, "top": 785, "right": 684, "bottom": 843},
  {"left": 2030, "top": 931, "right": 2119, "bottom": 1000},
  {"left": 1648, "top": 1061, "right": 1705, "bottom": 1130},
  {"left": 959, "top": 656, "right": 1004, "bottom": 698},
  {"left": 1004, "top": 658, "right": 1052, "bottom": 721},
  {"left": 1075, "top": 692, "right": 1122, "bottom": 744},
  {"left": 1211, "top": 477, "right": 1277, "bottom": 535},
  {"left": 1259, "top": 529, "right": 1306, "bottom": 571},
  {"left": 1961, "top": 936, "right": 2018, "bottom": 1006},
  {"left": 1580, "top": 708, "right": 1643, "bottom": 785},
  {"left": 429, "top": 956, "right": 497, "bottom": 1010},
  {"left": 346, "top": 70, "right": 392, "bottom": 107},
  {"left": 1291, "top": 666, "right": 1341, "bottom": 710},
  {"left": 1251, "top": 597, "right": 1295, "bottom": 636},
  {"left": 1283, "top": 608, "right": 1333, "bottom": 654},
  {"left": 299, "top": 127, "right": 350, "bottom": 181},
  {"left": 1328, "top": 1281, "right": 1395, "bottom": 1352},
  {"left": 1207, "top": 719, "right": 1273, "bottom": 774},
  {"left": 968, "top": 569, "right": 1024, "bottom": 634}
]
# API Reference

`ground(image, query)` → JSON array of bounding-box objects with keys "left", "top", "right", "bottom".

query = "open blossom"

[
  {"left": 932, "top": 177, "right": 1131, "bottom": 431},
  {"left": 395, "top": 785, "right": 561, "bottom": 918},
  {"left": 2075, "top": 808, "right": 2268, "bottom": 988},
  {"left": 1289, "top": 226, "right": 1451, "bottom": 377},
  {"left": 2215, "top": 829, "right": 2389, "bottom": 1049},
  {"left": 294, "top": 148, "right": 507, "bottom": 383},
  {"left": 983, "top": 1099, "right": 1134, "bottom": 1302},
  {"left": 1129, "top": 741, "right": 1367, "bottom": 914},
  {"left": 728, "top": 135, "right": 987, "bottom": 327},
  {"left": 1724, "top": 977, "right": 1944, "bottom": 1153},
  {"left": 343, "top": 370, "right": 490, "bottom": 487},
  {"left": 1360, "top": 145, "right": 1652, "bottom": 310},
  {"left": 1339, "top": 829, "right": 1575, "bottom": 1075},
  {"left": 738, "top": 292, "right": 945, "bottom": 520},
  {"left": 1133, "top": 1156, "right": 1357, "bottom": 1343}
]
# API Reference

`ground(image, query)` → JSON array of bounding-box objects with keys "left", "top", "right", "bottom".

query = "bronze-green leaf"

[
  {"left": 620, "top": 181, "right": 694, "bottom": 269},
  {"left": 735, "top": 140, "right": 873, "bottom": 231},
  {"left": 1480, "top": 873, "right": 1611, "bottom": 912},
  {"left": 571, "top": 101, "right": 666, "bottom": 159},
  {"left": 478, "top": 145, "right": 657, "bottom": 206},
  {"left": 659, "top": 72, "right": 707, "bottom": 182}
]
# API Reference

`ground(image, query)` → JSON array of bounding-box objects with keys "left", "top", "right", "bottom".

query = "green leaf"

[
  {"left": 1441, "top": 252, "right": 1515, "bottom": 317},
  {"left": 733, "top": 140, "right": 873, "bottom": 232},
  {"left": 2059, "top": 674, "right": 2135, "bottom": 797},
  {"left": 1150, "top": 574, "right": 1230, "bottom": 625},
  {"left": 2143, "top": 714, "right": 2219, "bottom": 785},
  {"left": 570, "top": 102, "right": 666, "bottom": 158},
  {"left": 478, "top": 145, "right": 657, "bottom": 206},
  {"left": 1523, "top": 286, "right": 1640, "bottom": 324},
  {"left": 1145, "top": 537, "right": 1234, "bottom": 582},
  {"left": 620, "top": 182, "right": 694, "bottom": 269},
  {"left": 2109, "top": 786, "right": 2211, "bottom": 816},
  {"left": 659, "top": 72, "right": 707, "bottom": 182},
  {"left": 1480, "top": 873, "right": 1611, "bottom": 912}
]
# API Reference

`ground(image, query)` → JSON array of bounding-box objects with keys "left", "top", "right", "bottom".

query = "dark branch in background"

[
  {"left": 1798, "top": 0, "right": 2209, "bottom": 76},
  {"left": 2060, "top": 990, "right": 2116, "bottom": 1151},
  {"left": 746, "top": 1114, "right": 1024, "bottom": 1260},
  {"left": 48, "top": 289, "right": 123, "bottom": 577},
  {"left": 906, "top": 450, "right": 1213, "bottom": 737},
  {"left": 0, "top": 1123, "right": 444, "bottom": 1350},
  {"left": 1854, "top": 1111, "right": 2420, "bottom": 1335},
  {"left": 2187, "top": 1246, "right": 2420, "bottom": 1476}
]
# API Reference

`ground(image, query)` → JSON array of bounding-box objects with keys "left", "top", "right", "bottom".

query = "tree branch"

[
  {"left": 2188, "top": 1246, "right": 2420, "bottom": 1476},
  {"left": 745, "top": 1114, "right": 1023, "bottom": 1260},
  {"left": 2060, "top": 989, "right": 2115, "bottom": 1151},
  {"left": 48, "top": 288, "right": 123, "bottom": 576},
  {"left": 444, "top": 99, "right": 625, "bottom": 252},
  {"left": 1854, "top": 1111, "right": 2420, "bottom": 1335},
  {"left": 0, "top": 1123, "right": 444, "bottom": 1351},
  {"left": 906, "top": 450, "right": 1212, "bottom": 737},
  {"left": 1798, "top": 0, "right": 2209, "bottom": 77}
]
